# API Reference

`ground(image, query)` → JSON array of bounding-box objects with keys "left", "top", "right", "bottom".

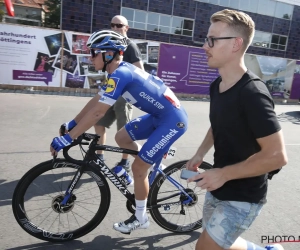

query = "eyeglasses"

[
  {"left": 111, "top": 23, "right": 126, "bottom": 28},
  {"left": 204, "top": 37, "right": 236, "bottom": 48},
  {"left": 90, "top": 49, "right": 106, "bottom": 58}
]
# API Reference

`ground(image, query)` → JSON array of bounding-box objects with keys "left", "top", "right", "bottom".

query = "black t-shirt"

[
  {"left": 123, "top": 39, "right": 143, "bottom": 64},
  {"left": 209, "top": 71, "right": 281, "bottom": 203}
]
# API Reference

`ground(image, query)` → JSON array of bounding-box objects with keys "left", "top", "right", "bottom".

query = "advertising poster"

[
  {"left": 134, "top": 39, "right": 159, "bottom": 76},
  {"left": 0, "top": 24, "right": 70, "bottom": 87},
  {"left": 157, "top": 43, "right": 219, "bottom": 95},
  {"left": 244, "top": 54, "right": 296, "bottom": 99},
  {"left": 0, "top": 24, "right": 103, "bottom": 89},
  {"left": 290, "top": 60, "right": 300, "bottom": 100}
]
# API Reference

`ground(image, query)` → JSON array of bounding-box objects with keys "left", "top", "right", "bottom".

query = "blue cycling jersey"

[
  {"left": 99, "top": 62, "right": 180, "bottom": 116},
  {"left": 98, "top": 62, "right": 188, "bottom": 165}
]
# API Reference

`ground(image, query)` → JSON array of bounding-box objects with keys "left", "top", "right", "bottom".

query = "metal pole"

[
  {"left": 60, "top": 0, "right": 63, "bottom": 30},
  {"left": 60, "top": 0, "right": 63, "bottom": 88},
  {"left": 90, "top": 0, "right": 94, "bottom": 33}
]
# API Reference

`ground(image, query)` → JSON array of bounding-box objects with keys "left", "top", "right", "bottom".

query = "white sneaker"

[
  {"left": 113, "top": 215, "right": 150, "bottom": 234},
  {"left": 265, "top": 244, "right": 285, "bottom": 250}
]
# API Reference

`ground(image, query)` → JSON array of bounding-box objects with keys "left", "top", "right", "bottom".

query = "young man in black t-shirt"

[
  {"left": 94, "top": 15, "right": 144, "bottom": 171},
  {"left": 186, "top": 9, "right": 287, "bottom": 250}
]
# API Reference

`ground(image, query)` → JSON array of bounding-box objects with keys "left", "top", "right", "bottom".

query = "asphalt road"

[{"left": 0, "top": 93, "right": 299, "bottom": 250}]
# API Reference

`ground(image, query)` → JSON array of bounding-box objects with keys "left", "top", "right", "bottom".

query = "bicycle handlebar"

[
  {"left": 55, "top": 132, "right": 138, "bottom": 164},
  {"left": 59, "top": 133, "right": 99, "bottom": 164}
]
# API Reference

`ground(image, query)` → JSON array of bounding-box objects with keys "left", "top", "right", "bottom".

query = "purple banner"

[
  {"left": 13, "top": 70, "right": 52, "bottom": 85},
  {"left": 157, "top": 43, "right": 219, "bottom": 95}
]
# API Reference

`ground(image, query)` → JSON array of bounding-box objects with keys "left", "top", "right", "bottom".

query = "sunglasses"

[
  {"left": 204, "top": 36, "right": 236, "bottom": 48},
  {"left": 90, "top": 49, "right": 106, "bottom": 58},
  {"left": 111, "top": 23, "right": 126, "bottom": 28}
]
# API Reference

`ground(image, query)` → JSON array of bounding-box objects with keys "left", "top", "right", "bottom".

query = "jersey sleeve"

[
  {"left": 124, "top": 42, "right": 143, "bottom": 64},
  {"left": 99, "top": 67, "right": 133, "bottom": 106},
  {"left": 97, "top": 84, "right": 106, "bottom": 96},
  {"left": 241, "top": 82, "right": 281, "bottom": 139}
]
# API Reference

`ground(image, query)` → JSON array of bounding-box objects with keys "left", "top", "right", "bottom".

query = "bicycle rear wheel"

[
  {"left": 12, "top": 159, "right": 111, "bottom": 242},
  {"left": 149, "top": 160, "right": 212, "bottom": 233}
]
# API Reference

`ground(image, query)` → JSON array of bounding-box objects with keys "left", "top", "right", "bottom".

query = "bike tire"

[
  {"left": 149, "top": 160, "right": 212, "bottom": 233},
  {"left": 12, "top": 159, "right": 111, "bottom": 242}
]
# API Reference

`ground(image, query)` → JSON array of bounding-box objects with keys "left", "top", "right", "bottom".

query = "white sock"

[{"left": 135, "top": 199, "right": 148, "bottom": 223}]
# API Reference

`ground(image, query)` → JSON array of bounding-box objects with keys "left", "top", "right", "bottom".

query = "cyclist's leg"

[
  {"left": 114, "top": 110, "right": 188, "bottom": 234},
  {"left": 113, "top": 114, "right": 155, "bottom": 234},
  {"left": 114, "top": 97, "right": 133, "bottom": 164},
  {"left": 115, "top": 114, "right": 154, "bottom": 152},
  {"left": 94, "top": 105, "right": 116, "bottom": 156}
]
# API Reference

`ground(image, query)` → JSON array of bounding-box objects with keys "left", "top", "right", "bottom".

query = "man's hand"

[
  {"left": 59, "top": 119, "right": 77, "bottom": 136},
  {"left": 185, "top": 155, "right": 203, "bottom": 172},
  {"left": 188, "top": 168, "right": 226, "bottom": 191},
  {"left": 50, "top": 134, "right": 73, "bottom": 156}
]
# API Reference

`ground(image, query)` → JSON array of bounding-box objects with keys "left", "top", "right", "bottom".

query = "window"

[
  {"left": 147, "top": 12, "right": 159, "bottom": 31},
  {"left": 271, "top": 34, "right": 287, "bottom": 50},
  {"left": 121, "top": 7, "right": 194, "bottom": 37},
  {"left": 275, "top": 2, "right": 293, "bottom": 19},
  {"left": 252, "top": 30, "right": 271, "bottom": 48},
  {"left": 134, "top": 10, "right": 146, "bottom": 29},
  {"left": 239, "top": 0, "right": 258, "bottom": 13},
  {"left": 183, "top": 19, "right": 193, "bottom": 36},
  {"left": 194, "top": 0, "right": 293, "bottom": 19},
  {"left": 219, "top": 0, "right": 229, "bottom": 7},
  {"left": 122, "top": 8, "right": 134, "bottom": 22},
  {"left": 229, "top": 0, "right": 239, "bottom": 9},
  {"left": 209, "top": 0, "right": 219, "bottom": 5},
  {"left": 257, "top": 0, "right": 276, "bottom": 17},
  {"left": 252, "top": 30, "right": 287, "bottom": 51},
  {"left": 159, "top": 15, "right": 171, "bottom": 33}
]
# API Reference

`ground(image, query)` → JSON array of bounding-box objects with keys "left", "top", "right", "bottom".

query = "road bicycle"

[{"left": 12, "top": 132, "right": 212, "bottom": 242}]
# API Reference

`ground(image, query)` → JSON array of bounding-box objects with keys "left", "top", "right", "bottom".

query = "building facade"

[
  {"left": 61, "top": 0, "right": 300, "bottom": 59},
  {"left": 0, "top": 0, "right": 47, "bottom": 27}
]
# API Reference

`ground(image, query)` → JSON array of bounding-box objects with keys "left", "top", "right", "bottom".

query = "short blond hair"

[{"left": 211, "top": 9, "right": 255, "bottom": 51}]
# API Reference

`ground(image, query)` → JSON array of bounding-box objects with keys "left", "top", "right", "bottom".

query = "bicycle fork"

[{"left": 60, "top": 164, "right": 85, "bottom": 207}]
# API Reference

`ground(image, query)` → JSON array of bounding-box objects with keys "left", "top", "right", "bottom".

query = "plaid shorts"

[{"left": 203, "top": 192, "right": 265, "bottom": 248}]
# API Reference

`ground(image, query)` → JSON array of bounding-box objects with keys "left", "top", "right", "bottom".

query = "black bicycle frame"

[{"left": 59, "top": 133, "right": 194, "bottom": 208}]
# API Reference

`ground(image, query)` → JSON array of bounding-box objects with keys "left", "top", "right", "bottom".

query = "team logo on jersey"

[
  {"left": 176, "top": 122, "right": 185, "bottom": 129},
  {"left": 104, "top": 78, "right": 119, "bottom": 96}
]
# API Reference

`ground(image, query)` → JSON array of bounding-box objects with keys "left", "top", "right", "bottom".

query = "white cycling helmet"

[{"left": 87, "top": 30, "right": 128, "bottom": 52}]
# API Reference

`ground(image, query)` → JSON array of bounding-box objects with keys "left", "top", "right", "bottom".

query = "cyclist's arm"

[
  {"left": 221, "top": 130, "right": 287, "bottom": 181},
  {"left": 194, "top": 127, "right": 214, "bottom": 158},
  {"left": 73, "top": 94, "right": 101, "bottom": 124},
  {"left": 69, "top": 101, "right": 110, "bottom": 139}
]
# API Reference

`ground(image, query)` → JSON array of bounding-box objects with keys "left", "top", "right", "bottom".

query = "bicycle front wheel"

[
  {"left": 149, "top": 160, "right": 212, "bottom": 233},
  {"left": 12, "top": 159, "right": 111, "bottom": 242}
]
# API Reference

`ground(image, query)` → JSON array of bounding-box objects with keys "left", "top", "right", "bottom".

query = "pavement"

[{"left": 0, "top": 92, "right": 299, "bottom": 250}]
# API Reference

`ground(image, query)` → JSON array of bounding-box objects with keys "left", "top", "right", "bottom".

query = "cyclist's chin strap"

[{"left": 101, "top": 51, "right": 122, "bottom": 72}]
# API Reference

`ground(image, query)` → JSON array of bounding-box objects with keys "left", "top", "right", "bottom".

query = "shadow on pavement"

[
  {"left": 7, "top": 231, "right": 200, "bottom": 250},
  {"left": 277, "top": 111, "right": 300, "bottom": 125}
]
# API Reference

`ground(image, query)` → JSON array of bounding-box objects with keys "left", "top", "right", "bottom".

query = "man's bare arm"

[
  {"left": 222, "top": 130, "right": 288, "bottom": 181},
  {"left": 132, "top": 60, "right": 144, "bottom": 70},
  {"left": 186, "top": 127, "right": 214, "bottom": 170}
]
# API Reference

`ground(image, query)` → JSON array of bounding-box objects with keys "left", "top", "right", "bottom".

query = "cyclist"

[{"left": 50, "top": 30, "right": 188, "bottom": 234}]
